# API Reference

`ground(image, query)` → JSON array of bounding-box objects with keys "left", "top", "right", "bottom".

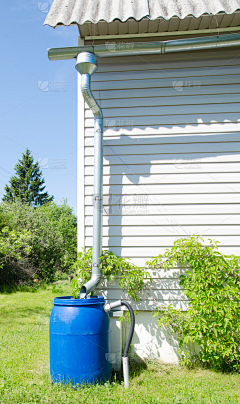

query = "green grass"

[{"left": 1, "top": 284, "right": 240, "bottom": 403}]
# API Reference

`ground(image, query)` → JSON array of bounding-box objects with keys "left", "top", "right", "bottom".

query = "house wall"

[{"left": 77, "top": 48, "right": 240, "bottom": 363}]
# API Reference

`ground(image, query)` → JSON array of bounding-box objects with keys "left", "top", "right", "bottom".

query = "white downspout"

[{"left": 75, "top": 52, "right": 103, "bottom": 298}]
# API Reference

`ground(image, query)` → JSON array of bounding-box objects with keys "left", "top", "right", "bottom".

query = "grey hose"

[
  {"left": 104, "top": 299, "right": 135, "bottom": 388},
  {"left": 121, "top": 301, "right": 135, "bottom": 357}
]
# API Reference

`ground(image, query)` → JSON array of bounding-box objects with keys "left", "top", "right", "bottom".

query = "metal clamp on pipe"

[{"left": 105, "top": 299, "right": 135, "bottom": 389}]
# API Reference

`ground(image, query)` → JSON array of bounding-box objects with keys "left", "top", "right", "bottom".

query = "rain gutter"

[{"left": 48, "top": 33, "right": 240, "bottom": 61}]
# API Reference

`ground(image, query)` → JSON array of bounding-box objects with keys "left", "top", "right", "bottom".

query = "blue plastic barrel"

[{"left": 49, "top": 295, "right": 112, "bottom": 385}]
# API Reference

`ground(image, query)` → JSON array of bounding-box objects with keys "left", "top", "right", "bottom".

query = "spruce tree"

[{"left": 3, "top": 148, "right": 53, "bottom": 206}]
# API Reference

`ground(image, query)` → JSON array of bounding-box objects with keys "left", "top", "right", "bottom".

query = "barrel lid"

[{"left": 53, "top": 295, "right": 105, "bottom": 306}]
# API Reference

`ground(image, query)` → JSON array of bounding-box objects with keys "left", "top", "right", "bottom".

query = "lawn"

[{"left": 1, "top": 283, "right": 240, "bottom": 404}]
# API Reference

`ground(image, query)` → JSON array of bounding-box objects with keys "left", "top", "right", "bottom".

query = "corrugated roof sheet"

[{"left": 44, "top": 0, "right": 240, "bottom": 27}]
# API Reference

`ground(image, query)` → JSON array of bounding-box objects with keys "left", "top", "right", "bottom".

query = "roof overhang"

[
  {"left": 80, "top": 13, "right": 240, "bottom": 41},
  {"left": 44, "top": 0, "right": 240, "bottom": 39}
]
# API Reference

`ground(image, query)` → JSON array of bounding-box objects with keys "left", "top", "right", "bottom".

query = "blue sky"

[{"left": 1, "top": 1, "right": 79, "bottom": 212}]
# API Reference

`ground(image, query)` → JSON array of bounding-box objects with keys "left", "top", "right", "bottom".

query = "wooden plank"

[
  {"left": 84, "top": 214, "right": 240, "bottom": 226},
  {"left": 97, "top": 20, "right": 109, "bottom": 35},
  {"left": 85, "top": 153, "right": 240, "bottom": 166},
  {"left": 85, "top": 183, "right": 240, "bottom": 195},
  {"left": 97, "top": 278, "right": 182, "bottom": 290},
  {"left": 85, "top": 141, "right": 240, "bottom": 156},
  {"left": 85, "top": 193, "right": 240, "bottom": 204},
  {"left": 86, "top": 204, "right": 240, "bottom": 215},
  {"left": 91, "top": 75, "right": 240, "bottom": 92},
  {"left": 85, "top": 193, "right": 240, "bottom": 205},
  {"left": 85, "top": 224, "right": 240, "bottom": 236},
  {"left": 85, "top": 162, "right": 240, "bottom": 175},
  {"left": 85, "top": 103, "right": 240, "bottom": 119},
  {"left": 91, "top": 84, "right": 240, "bottom": 100},
  {"left": 85, "top": 127, "right": 240, "bottom": 139},
  {"left": 146, "top": 267, "right": 188, "bottom": 278},
  {"left": 101, "top": 299, "right": 189, "bottom": 311},
  {"left": 96, "top": 52, "right": 240, "bottom": 73},
  {"left": 86, "top": 205, "right": 240, "bottom": 218},
  {"left": 85, "top": 113, "right": 240, "bottom": 128},
  {"left": 85, "top": 93, "right": 240, "bottom": 109},
  {"left": 85, "top": 122, "right": 240, "bottom": 137},
  {"left": 108, "top": 20, "right": 120, "bottom": 35},
  {"left": 92, "top": 65, "right": 240, "bottom": 83},
  {"left": 85, "top": 172, "right": 240, "bottom": 185},
  {"left": 83, "top": 246, "right": 240, "bottom": 257},
  {"left": 126, "top": 258, "right": 188, "bottom": 268},
  {"left": 96, "top": 288, "right": 185, "bottom": 301},
  {"left": 85, "top": 235, "right": 240, "bottom": 247}
]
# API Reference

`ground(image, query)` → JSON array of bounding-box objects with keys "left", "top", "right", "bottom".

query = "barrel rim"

[{"left": 53, "top": 295, "right": 105, "bottom": 306}]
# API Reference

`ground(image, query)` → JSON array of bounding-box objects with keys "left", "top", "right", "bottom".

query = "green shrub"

[
  {"left": 148, "top": 235, "right": 240, "bottom": 372},
  {"left": 41, "top": 201, "right": 77, "bottom": 272},
  {"left": 0, "top": 226, "right": 33, "bottom": 285},
  {"left": 72, "top": 248, "right": 152, "bottom": 300},
  {"left": 0, "top": 201, "right": 77, "bottom": 284}
]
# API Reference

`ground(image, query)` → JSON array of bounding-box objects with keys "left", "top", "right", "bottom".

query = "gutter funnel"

[{"left": 75, "top": 52, "right": 103, "bottom": 298}]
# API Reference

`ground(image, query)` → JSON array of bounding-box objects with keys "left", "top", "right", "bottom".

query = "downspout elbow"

[
  {"left": 80, "top": 74, "right": 103, "bottom": 119},
  {"left": 80, "top": 273, "right": 102, "bottom": 298}
]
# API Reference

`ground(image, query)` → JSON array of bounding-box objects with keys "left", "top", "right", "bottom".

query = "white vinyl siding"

[{"left": 80, "top": 48, "right": 240, "bottom": 310}]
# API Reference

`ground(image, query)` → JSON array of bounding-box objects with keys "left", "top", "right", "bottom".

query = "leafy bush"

[
  {"left": 148, "top": 235, "right": 240, "bottom": 372},
  {"left": 0, "top": 201, "right": 77, "bottom": 284},
  {"left": 72, "top": 248, "right": 152, "bottom": 300},
  {"left": 0, "top": 208, "right": 10, "bottom": 231},
  {"left": 0, "top": 227, "right": 33, "bottom": 285},
  {"left": 40, "top": 201, "right": 77, "bottom": 272}
]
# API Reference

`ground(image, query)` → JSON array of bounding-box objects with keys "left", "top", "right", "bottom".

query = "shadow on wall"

[
  {"left": 102, "top": 129, "right": 240, "bottom": 258},
  {"left": 123, "top": 311, "right": 180, "bottom": 364},
  {"left": 97, "top": 266, "right": 189, "bottom": 312}
]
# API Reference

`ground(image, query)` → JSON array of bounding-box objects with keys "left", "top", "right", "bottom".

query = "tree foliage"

[
  {"left": 0, "top": 201, "right": 77, "bottom": 285},
  {"left": 148, "top": 236, "right": 240, "bottom": 372},
  {"left": 0, "top": 227, "right": 33, "bottom": 285},
  {"left": 3, "top": 148, "right": 53, "bottom": 206}
]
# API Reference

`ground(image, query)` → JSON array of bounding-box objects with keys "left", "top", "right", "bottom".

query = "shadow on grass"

[{"left": 111, "top": 356, "right": 147, "bottom": 384}]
